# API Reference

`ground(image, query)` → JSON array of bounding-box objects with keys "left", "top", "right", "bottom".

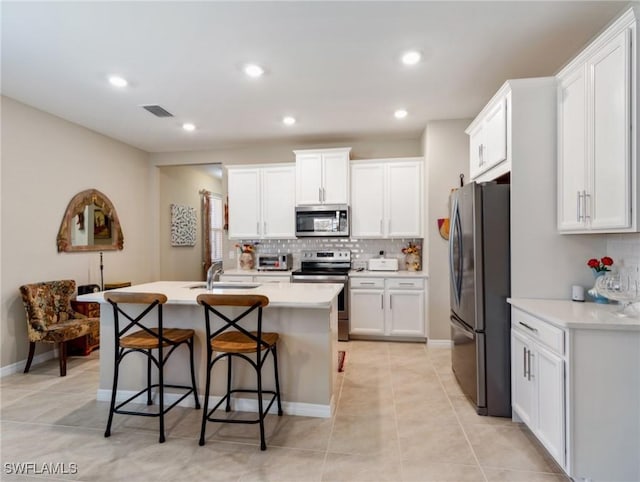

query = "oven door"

[{"left": 291, "top": 275, "right": 348, "bottom": 340}]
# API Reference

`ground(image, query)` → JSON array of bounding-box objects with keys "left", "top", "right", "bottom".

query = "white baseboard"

[
  {"left": 427, "top": 339, "right": 453, "bottom": 348},
  {"left": 0, "top": 349, "right": 57, "bottom": 378},
  {"left": 96, "top": 389, "right": 332, "bottom": 419}
]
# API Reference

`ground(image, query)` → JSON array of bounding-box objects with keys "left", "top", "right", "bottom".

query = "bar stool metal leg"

[
  {"left": 146, "top": 351, "right": 153, "bottom": 406},
  {"left": 272, "top": 345, "right": 284, "bottom": 416},
  {"left": 188, "top": 338, "right": 201, "bottom": 409}
]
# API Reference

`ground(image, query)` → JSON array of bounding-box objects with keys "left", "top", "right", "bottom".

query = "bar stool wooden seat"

[
  {"left": 104, "top": 292, "right": 200, "bottom": 443},
  {"left": 196, "top": 294, "right": 283, "bottom": 450}
]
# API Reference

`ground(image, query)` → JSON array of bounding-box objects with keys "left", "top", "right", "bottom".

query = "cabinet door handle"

[
  {"left": 381, "top": 294, "right": 384, "bottom": 309},
  {"left": 528, "top": 352, "right": 534, "bottom": 381},
  {"left": 478, "top": 144, "right": 483, "bottom": 166},
  {"left": 583, "top": 190, "right": 590, "bottom": 220},
  {"left": 389, "top": 294, "right": 392, "bottom": 310},
  {"left": 577, "top": 191, "right": 582, "bottom": 222},
  {"left": 318, "top": 187, "right": 322, "bottom": 203},
  {"left": 263, "top": 221, "right": 267, "bottom": 234},
  {"left": 257, "top": 222, "right": 260, "bottom": 235},
  {"left": 523, "top": 347, "right": 528, "bottom": 378},
  {"left": 518, "top": 321, "right": 538, "bottom": 333},
  {"left": 322, "top": 187, "right": 326, "bottom": 203},
  {"left": 380, "top": 219, "right": 383, "bottom": 233}
]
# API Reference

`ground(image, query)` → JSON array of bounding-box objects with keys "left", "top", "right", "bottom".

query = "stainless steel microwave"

[{"left": 295, "top": 205, "right": 349, "bottom": 237}]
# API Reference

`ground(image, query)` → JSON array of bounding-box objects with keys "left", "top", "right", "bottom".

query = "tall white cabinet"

[
  {"left": 557, "top": 8, "right": 638, "bottom": 233},
  {"left": 350, "top": 158, "right": 423, "bottom": 238},
  {"left": 227, "top": 164, "right": 296, "bottom": 239},
  {"left": 294, "top": 147, "right": 351, "bottom": 205}
]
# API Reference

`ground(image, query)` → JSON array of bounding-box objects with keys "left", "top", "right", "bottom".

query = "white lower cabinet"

[
  {"left": 511, "top": 304, "right": 640, "bottom": 481},
  {"left": 350, "top": 277, "right": 425, "bottom": 339},
  {"left": 511, "top": 310, "right": 565, "bottom": 468}
]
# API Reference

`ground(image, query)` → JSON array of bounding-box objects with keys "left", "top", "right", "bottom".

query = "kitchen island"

[{"left": 79, "top": 280, "right": 342, "bottom": 418}]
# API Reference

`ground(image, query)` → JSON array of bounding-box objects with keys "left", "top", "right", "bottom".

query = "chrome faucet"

[{"left": 206, "top": 263, "right": 224, "bottom": 290}]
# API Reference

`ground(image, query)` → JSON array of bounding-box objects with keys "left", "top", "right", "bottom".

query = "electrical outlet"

[{"left": 228, "top": 250, "right": 235, "bottom": 259}]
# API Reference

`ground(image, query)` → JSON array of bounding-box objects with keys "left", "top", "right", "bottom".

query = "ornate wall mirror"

[{"left": 57, "top": 189, "right": 124, "bottom": 252}]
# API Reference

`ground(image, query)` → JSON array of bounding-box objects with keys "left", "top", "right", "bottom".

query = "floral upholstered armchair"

[{"left": 19, "top": 280, "right": 100, "bottom": 376}]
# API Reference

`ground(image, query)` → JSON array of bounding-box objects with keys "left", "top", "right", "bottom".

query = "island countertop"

[{"left": 78, "top": 280, "right": 343, "bottom": 309}]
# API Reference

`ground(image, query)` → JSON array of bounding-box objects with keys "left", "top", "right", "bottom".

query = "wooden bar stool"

[
  {"left": 196, "top": 294, "right": 283, "bottom": 450},
  {"left": 104, "top": 292, "right": 200, "bottom": 443}
]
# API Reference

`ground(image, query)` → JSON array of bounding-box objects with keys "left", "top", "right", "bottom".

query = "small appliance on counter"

[
  {"left": 256, "top": 253, "right": 293, "bottom": 271},
  {"left": 367, "top": 258, "right": 399, "bottom": 271}
]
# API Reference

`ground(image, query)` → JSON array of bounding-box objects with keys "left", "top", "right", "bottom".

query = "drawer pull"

[
  {"left": 399, "top": 282, "right": 414, "bottom": 286},
  {"left": 519, "top": 321, "right": 538, "bottom": 333},
  {"left": 360, "top": 282, "right": 375, "bottom": 285}
]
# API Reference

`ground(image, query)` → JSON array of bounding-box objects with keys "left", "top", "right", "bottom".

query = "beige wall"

[
  {"left": 1, "top": 96, "right": 154, "bottom": 368},
  {"left": 158, "top": 165, "right": 222, "bottom": 281},
  {"left": 423, "top": 120, "right": 471, "bottom": 341},
  {"left": 150, "top": 137, "right": 422, "bottom": 167}
]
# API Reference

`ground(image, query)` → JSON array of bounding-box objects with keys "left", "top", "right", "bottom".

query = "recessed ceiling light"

[
  {"left": 283, "top": 116, "right": 296, "bottom": 126},
  {"left": 182, "top": 123, "right": 196, "bottom": 132},
  {"left": 394, "top": 109, "right": 408, "bottom": 119},
  {"left": 244, "top": 64, "right": 264, "bottom": 78},
  {"left": 108, "top": 75, "right": 128, "bottom": 87},
  {"left": 401, "top": 51, "right": 422, "bottom": 66}
]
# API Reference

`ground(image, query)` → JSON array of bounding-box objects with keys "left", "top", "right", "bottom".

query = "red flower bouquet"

[{"left": 587, "top": 256, "right": 613, "bottom": 273}]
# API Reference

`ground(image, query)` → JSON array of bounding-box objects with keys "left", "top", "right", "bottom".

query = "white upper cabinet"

[
  {"left": 467, "top": 89, "right": 510, "bottom": 181},
  {"left": 227, "top": 164, "right": 296, "bottom": 240},
  {"left": 557, "top": 9, "right": 637, "bottom": 233},
  {"left": 351, "top": 158, "right": 423, "bottom": 239},
  {"left": 350, "top": 163, "right": 385, "bottom": 237},
  {"left": 294, "top": 147, "right": 351, "bottom": 205}
]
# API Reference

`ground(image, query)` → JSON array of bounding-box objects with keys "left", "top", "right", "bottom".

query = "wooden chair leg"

[
  {"left": 58, "top": 341, "right": 67, "bottom": 377},
  {"left": 24, "top": 342, "right": 36, "bottom": 373}
]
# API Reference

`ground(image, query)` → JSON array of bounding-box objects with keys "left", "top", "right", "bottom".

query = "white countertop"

[
  {"left": 78, "top": 280, "right": 342, "bottom": 309},
  {"left": 349, "top": 270, "right": 429, "bottom": 278},
  {"left": 222, "top": 269, "right": 293, "bottom": 277},
  {"left": 508, "top": 298, "right": 640, "bottom": 331}
]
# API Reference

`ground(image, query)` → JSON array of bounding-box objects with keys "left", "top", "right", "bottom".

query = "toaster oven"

[{"left": 256, "top": 253, "right": 293, "bottom": 271}]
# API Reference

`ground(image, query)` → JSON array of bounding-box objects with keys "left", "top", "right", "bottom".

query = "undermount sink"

[{"left": 188, "top": 282, "right": 261, "bottom": 290}]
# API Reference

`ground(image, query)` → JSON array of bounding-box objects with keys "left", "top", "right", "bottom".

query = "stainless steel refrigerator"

[{"left": 449, "top": 181, "right": 511, "bottom": 417}]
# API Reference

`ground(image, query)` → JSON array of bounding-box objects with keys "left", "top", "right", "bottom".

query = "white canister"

[{"left": 571, "top": 285, "right": 585, "bottom": 302}]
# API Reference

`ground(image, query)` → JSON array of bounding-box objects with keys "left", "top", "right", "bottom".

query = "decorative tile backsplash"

[
  {"left": 229, "top": 238, "right": 423, "bottom": 271},
  {"left": 607, "top": 233, "right": 640, "bottom": 272}
]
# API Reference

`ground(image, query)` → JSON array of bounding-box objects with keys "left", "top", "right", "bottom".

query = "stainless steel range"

[{"left": 291, "top": 250, "right": 351, "bottom": 341}]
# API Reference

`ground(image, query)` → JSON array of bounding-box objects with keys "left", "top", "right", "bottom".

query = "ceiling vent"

[{"left": 141, "top": 105, "right": 173, "bottom": 118}]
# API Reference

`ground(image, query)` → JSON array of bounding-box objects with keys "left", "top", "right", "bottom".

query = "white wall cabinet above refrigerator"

[
  {"left": 294, "top": 147, "right": 351, "bottom": 205},
  {"left": 350, "top": 158, "right": 423, "bottom": 238},
  {"left": 557, "top": 8, "right": 638, "bottom": 233},
  {"left": 227, "top": 164, "right": 296, "bottom": 239},
  {"left": 467, "top": 94, "right": 509, "bottom": 181}
]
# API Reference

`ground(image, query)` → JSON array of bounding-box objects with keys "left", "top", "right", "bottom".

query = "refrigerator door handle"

[
  {"left": 450, "top": 314, "right": 474, "bottom": 340},
  {"left": 449, "top": 196, "right": 463, "bottom": 307}
]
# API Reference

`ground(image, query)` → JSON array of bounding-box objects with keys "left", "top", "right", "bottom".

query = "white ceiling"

[{"left": 1, "top": 1, "right": 630, "bottom": 153}]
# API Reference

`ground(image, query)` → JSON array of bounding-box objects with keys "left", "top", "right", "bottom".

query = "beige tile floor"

[{"left": 0, "top": 341, "right": 568, "bottom": 481}]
